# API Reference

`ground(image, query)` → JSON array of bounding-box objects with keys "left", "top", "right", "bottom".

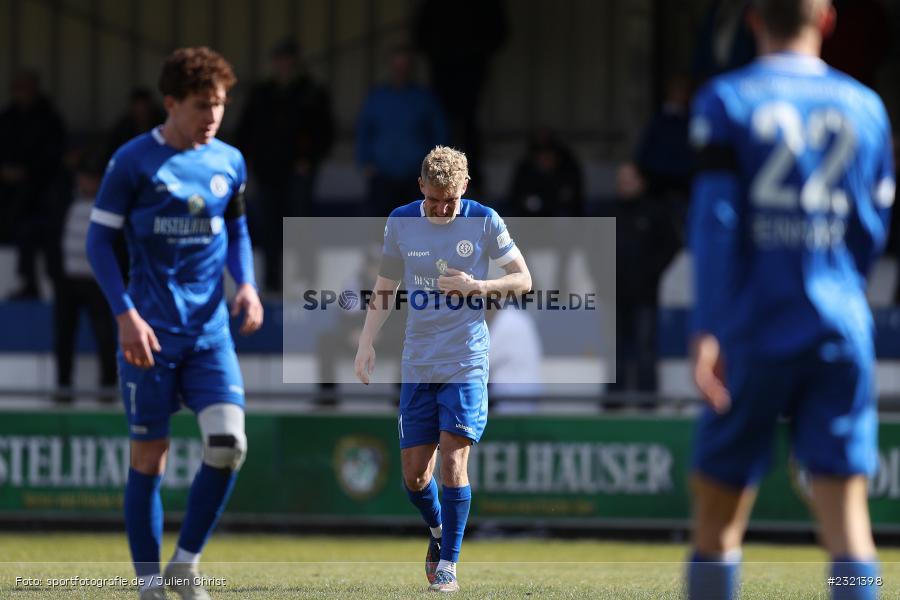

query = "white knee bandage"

[{"left": 198, "top": 403, "right": 247, "bottom": 470}]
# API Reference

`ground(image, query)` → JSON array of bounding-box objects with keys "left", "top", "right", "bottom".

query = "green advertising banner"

[{"left": 0, "top": 410, "right": 898, "bottom": 531}]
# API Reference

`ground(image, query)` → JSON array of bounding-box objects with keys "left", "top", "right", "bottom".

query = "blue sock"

[
  {"left": 687, "top": 550, "right": 740, "bottom": 600},
  {"left": 177, "top": 464, "right": 238, "bottom": 553},
  {"left": 124, "top": 468, "right": 163, "bottom": 578},
  {"left": 406, "top": 477, "right": 442, "bottom": 531},
  {"left": 831, "top": 556, "right": 879, "bottom": 600},
  {"left": 440, "top": 485, "right": 471, "bottom": 563}
]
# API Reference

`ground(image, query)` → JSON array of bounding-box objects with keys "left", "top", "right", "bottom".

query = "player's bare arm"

[
  {"left": 116, "top": 308, "right": 161, "bottom": 369},
  {"left": 691, "top": 332, "right": 730, "bottom": 414},
  {"left": 437, "top": 254, "right": 531, "bottom": 296},
  {"left": 354, "top": 275, "right": 401, "bottom": 384}
]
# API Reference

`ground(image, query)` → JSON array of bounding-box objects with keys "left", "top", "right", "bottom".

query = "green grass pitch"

[{"left": 1, "top": 533, "right": 898, "bottom": 598}]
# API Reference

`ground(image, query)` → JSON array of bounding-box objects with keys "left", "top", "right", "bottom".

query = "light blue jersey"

[
  {"left": 91, "top": 126, "right": 247, "bottom": 337},
  {"left": 381, "top": 199, "right": 519, "bottom": 365},
  {"left": 689, "top": 53, "right": 894, "bottom": 358}
]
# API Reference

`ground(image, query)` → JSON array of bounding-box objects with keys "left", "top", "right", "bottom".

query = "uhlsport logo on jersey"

[
  {"left": 456, "top": 240, "right": 474, "bottom": 257},
  {"left": 187, "top": 194, "right": 205, "bottom": 215},
  {"left": 333, "top": 435, "right": 388, "bottom": 501},
  {"left": 209, "top": 174, "right": 230, "bottom": 198}
]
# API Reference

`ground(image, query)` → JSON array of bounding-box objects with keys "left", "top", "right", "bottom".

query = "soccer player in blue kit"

[
  {"left": 686, "top": 1, "right": 893, "bottom": 599},
  {"left": 355, "top": 146, "right": 531, "bottom": 592},
  {"left": 86, "top": 47, "right": 263, "bottom": 600}
]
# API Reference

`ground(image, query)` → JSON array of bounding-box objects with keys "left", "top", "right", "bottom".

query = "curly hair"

[
  {"left": 158, "top": 47, "right": 237, "bottom": 99},
  {"left": 420, "top": 146, "right": 470, "bottom": 191}
]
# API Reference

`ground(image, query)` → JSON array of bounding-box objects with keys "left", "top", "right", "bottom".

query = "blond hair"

[{"left": 420, "top": 146, "right": 470, "bottom": 191}]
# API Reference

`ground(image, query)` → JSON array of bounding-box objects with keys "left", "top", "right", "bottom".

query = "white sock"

[
  {"left": 138, "top": 574, "right": 162, "bottom": 592},
  {"left": 436, "top": 559, "right": 456, "bottom": 576},
  {"left": 172, "top": 547, "right": 201, "bottom": 566},
  {"left": 430, "top": 525, "right": 443, "bottom": 539}
]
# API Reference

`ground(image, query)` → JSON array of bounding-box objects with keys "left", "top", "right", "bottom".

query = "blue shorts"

[
  {"left": 117, "top": 329, "right": 245, "bottom": 440},
  {"left": 399, "top": 357, "right": 489, "bottom": 449},
  {"left": 693, "top": 342, "right": 878, "bottom": 488}
]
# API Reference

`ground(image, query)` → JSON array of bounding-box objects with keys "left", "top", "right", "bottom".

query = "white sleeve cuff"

[
  {"left": 90, "top": 207, "right": 125, "bottom": 229},
  {"left": 492, "top": 245, "right": 521, "bottom": 267}
]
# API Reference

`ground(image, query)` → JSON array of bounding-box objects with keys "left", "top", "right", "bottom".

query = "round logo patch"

[
  {"left": 456, "top": 240, "right": 474, "bottom": 257},
  {"left": 333, "top": 435, "right": 387, "bottom": 501},
  {"left": 210, "top": 174, "right": 229, "bottom": 198},
  {"left": 187, "top": 194, "right": 205, "bottom": 215}
]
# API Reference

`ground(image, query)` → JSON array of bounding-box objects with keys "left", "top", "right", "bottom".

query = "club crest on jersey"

[
  {"left": 187, "top": 194, "right": 205, "bottom": 215},
  {"left": 435, "top": 258, "right": 449, "bottom": 274},
  {"left": 456, "top": 240, "right": 474, "bottom": 257},
  {"left": 209, "top": 174, "right": 229, "bottom": 198}
]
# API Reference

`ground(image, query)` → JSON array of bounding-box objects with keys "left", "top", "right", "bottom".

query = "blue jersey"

[
  {"left": 689, "top": 53, "right": 894, "bottom": 357},
  {"left": 381, "top": 199, "right": 519, "bottom": 365},
  {"left": 91, "top": 127, "right": 247, "bottom": 337}
]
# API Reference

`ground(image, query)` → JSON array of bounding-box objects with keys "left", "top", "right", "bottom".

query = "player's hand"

[
  {"left": 692, "top": 333, "right": 730, "bottom": 413},
  {"left": 116, "top": 309, "right": 161, "bottom": 369},
  {"left": 354, "top": 342, "right": 376, "bottom": 385},
  {"left": 438, "top": 268, "right": 484, "bottom": 295},
  {"left": 232, "top": 283, "right": 264, "bottom": 335}
]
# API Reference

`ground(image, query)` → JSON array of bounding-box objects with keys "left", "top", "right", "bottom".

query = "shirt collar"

[
  {"left": 419, "top": 199, "right": 463, "bottom": 217},
  {"left": 758, "top": 52, "right": 828, "bottom": 75}
]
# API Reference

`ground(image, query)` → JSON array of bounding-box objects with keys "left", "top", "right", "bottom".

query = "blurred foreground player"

[
  {"left": 355, "top": 146, "right": 531, "bottom": 592},
  {"left": 87, "top": 47, "right": 263, "bottom": 600},
  {"left": 687, "top": 1, "right": 893, "bottom": 599}
]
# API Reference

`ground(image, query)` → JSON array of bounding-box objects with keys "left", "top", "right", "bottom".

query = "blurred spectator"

[
  {"left": 55, "top": 148, "right": 117, "bottom": 403},
  {"left": 487, "top": 305, "right": 543, "bottom": 414},
  {"left": 356, "top": 44, "right": 447, "bottom": 216},
  {"left": 237, "top": 38, "right": 335, "bottom": 292},
  {"left": 316, "top": 245, "right": 403, "bottom": 405},
  {"left": 632, "top": 75, "right": 693, "bottom": 201},
  {"left": 508, "top": 130, "right": 584, "bottom": 217},
  {"left": 0, "top": 69, "right": 67, "bottom": 299},
  {"left": 691, "top": 0, "right": 756, "bottom": 83},
  {"left": 105, "top": 87, "right": 165, "bottom": 161},
  {"left": 607, "top": 163, "right": 681, "bottom": 395},
  {"left": 413, "top": 0, "right": 508, "bottom": 190},
  {"left": 606, "top": 74, "right": 692, "bottom": 392},
  {"left": 822, "top": 0, "right": 890, "bottom": 89}
]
